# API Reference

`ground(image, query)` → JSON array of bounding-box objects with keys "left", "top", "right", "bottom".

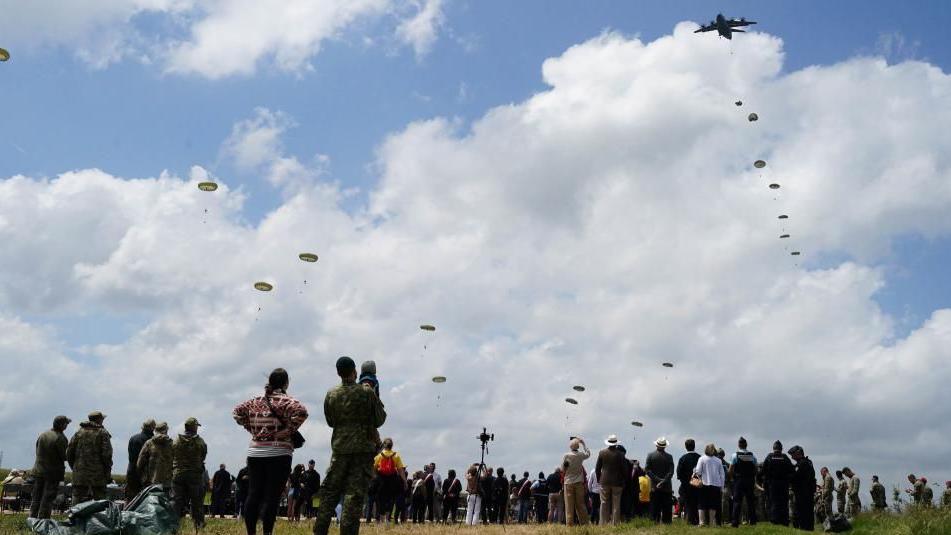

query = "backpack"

[
  {"left": 823, "top": 513, "right": 852, "bottom": 532},
  {"left": 378, "top": 452, "right": 397, "bottom": 476}
]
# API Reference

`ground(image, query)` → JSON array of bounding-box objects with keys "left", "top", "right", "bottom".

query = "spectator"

[
  {"left": 232, "top": 368, "right": 309, "bottom": 535},
  {"left": 411, "top": 471, "right": 427, "bottom": 523},
  {"left": 546, "top": 467, "right": 564, "bottom": 523},
  {"left": 676, "top": 438, "right": 701, "bottom": 525},
  {"left": 493, "top": 467, "right": 510, "bottom": 524},
  {"left": 429, "top": 463, "right": 443, "bottom": 521},
  {"left": 442, "top": 469, "right": 462, "bottom": 523},
  {"left": 480, "top": 467, "right": 495, "bottom": 523},
  {"left": 301, "top": 460, "right": 320, "bottom": 519},
  {"left": 763, "top": 440, "right": 793, "bottom": 525},
  {"left": 562, "top": 437, "right": 591, "bottom": 526},
  {"left": 645, "top": 437, "right": 674, "bottom": 524},
  {"left": 729, "top": 437, "right": 758, "bottom": 527},
  {"left": 373, "top": 438, "right": 405, "bottom": 523},
  {"left": 635, "top": 463, "right": 650, "bottom": 518},
  {"left": 287, "top": 464, "right": 304, "bottom": 521},
  {"left": 693, "top": 443, "right": 725, "bottom": 527},
  {"left": 125, "top": 419, "right": 156, "bottom": 500},
  {"left": 211, "top": 464, "right": 233, "bottom": 518},
  {"left": 235, "top": 465, "right": 250, "bottom": 519},
  {"left": 30, "top": 415, "right": 71, "bottom": 519},
  {"left": 596, "top": 434, "right": 626, "bottom": 525},
  {"left": 587, "top": 462, "right": 601, "bottom": 524},
  {"left": 515, "top": 471, "right": 532, "bottom": 523},
  {"left": 531, "top": 471, "right": 549, "bottom": 523},
  {"left": 464, "top": 464, "right": 483, "bottom": 525}
]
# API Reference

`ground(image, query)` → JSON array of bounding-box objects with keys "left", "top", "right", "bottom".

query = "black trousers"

[
  {"left": 244, "top": 456, "right": 292, "bottom": 535},
  {"left": 30, "top": 476, "right": 61, "bottom": 519},
  {"left": 425, "top": 493, "right": 435, "bottom": 521},
  {"left": 793, "top": 492, "right": 815, "bottom": 531},
  {"left": 732, "top": 481, "right": 757, "bottom": 527},
  {"left": 680, "top": 482, "right": 699, "bottom": 525},
  {"left": 650, "top": 490, "right": 672, "bottom": 524},
  {"left": 534, "top": 495, "right": 549, "bottom": 523},
  {"left": 589, "top": 492, "right": 600, "bottom": 524},
  {"left": 768, "top": 483, "right": 790, "bottom": 525},
  {"left": 412, "top": 494, "right": 426, "bottom": 523},
  {"left": 442, "top": 497, "right": 459, "bottom": 522},
  {"left": 375, "top": 475, "right": 400, "bottom": 521}
]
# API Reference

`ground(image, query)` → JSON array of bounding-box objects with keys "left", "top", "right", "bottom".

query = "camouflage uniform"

[
  {"left": 313, "top": 377, "right": 386, "bottom": 535},
  {"left": 870, "top": 481, "right": 887, "bottom": 510},
  {"left": 820, "top": 473, "right": 835, "bottom": 521},
  {"left": 846, "top": 476, "right": 861, "bottom": 517},
  {"left": 922, "top": 486, "right": 934, "bottom": 508},
  {"left": 835, "top": 478, "right": 847, "bottom": 514},
  {"left": 31, "top": 424, "right": 69, "bottom": 519},
  {"left": 941, "top": 487, "right": 951, "bottom": 508},
  {"left": 912, "top": 479, "right": 925, "bottom": 505},
  {"left": 137, "top": 432, "right": 174, "bottom": 488},
  {"left": 66, "top": 419, "right": 113, "bottom": 504},
  {"left": 172, "top": 427, "right": 207, "bottom": 530}
]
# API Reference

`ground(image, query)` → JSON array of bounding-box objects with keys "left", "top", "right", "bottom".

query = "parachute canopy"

[
  {"left": 735, "top": 100, "right": 743, "bottom": 106},
  {"left": 748, "top": 113, "right": 759, "bottom": 122},
  {"left": 299, "top": 253, "right": 318, "bottom": 263},
  {"left": 565, "top": 397, "right": 578, "bottom": 405},
  {"left": 197, "top": 181, "right": 218, "bottom": 192},
  {"left": 0, "top": 48, "right": 9, "bottom": 62},
  {"left": 631, "top": 421, "right": 644, "bottom": 427},
  {"left": 791, "top": 251, "right": 801, "bottom": 256},
  {"left": 432, "top": 376, "right": 447, "bottom": 384},
  {"left": 572, "top": 385, "right": 586, "bottom": 392},
  {"left": 780, "top": 234, "right": 790, "bottom": 239},
  {"left": 420, "top": 324, "right": 436, "bottom": 331},
  {"left": 754, "top": 160, "right": 767, "bottom": 169},
  {"left": 254, "top": 282, "right": 273, "bottom": 292},
  {"left": 662, "top": 362, "right": 674, "bottom": 368},
  {"left": 778, "top": 215, "right": 789, "bottom": 220},
  {"left": 769, "top": 183, "right": 781, "bottom": 189}
]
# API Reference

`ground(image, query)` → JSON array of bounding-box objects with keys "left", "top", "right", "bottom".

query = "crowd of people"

[{"left": 17, "top": 360, "right": 951, "bottom": 535}]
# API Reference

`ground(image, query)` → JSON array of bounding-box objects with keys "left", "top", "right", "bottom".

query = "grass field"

[{"left": 2, "top": 510, "right": 951, "bottom": 535}]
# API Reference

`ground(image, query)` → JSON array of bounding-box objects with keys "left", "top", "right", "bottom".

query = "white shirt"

[
  {"left": 587, "top": 469, "right": 602, "bottom": 493},
  {"left": 694, "top": 454, "right": 725, "bottom": 487}
]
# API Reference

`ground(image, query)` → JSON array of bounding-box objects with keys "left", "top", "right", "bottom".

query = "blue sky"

[{"left": 3, "top": 1, "right": 951, "bottom": 483}]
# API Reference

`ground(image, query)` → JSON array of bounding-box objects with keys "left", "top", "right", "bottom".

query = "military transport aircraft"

[{"left": 694, "top": 14, "right": 757, "bottom": 40}]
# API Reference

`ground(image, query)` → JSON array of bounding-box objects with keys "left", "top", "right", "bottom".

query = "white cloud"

[
  {"left": 395, "top": 0, "right": 444, "bottom": 59},
  {"left": 2, "top": 24, "right": 951, "bottom": 493}
]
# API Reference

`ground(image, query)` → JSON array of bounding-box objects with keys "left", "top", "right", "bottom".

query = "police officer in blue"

[
  {"left": 728, "top": 437, "right": 758, "bottom": 527},
  {"left": 762, "top": 440, "right": 794, "bottom": 525}
]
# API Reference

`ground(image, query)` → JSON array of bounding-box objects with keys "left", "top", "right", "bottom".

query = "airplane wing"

[
  {"left": 693, "top": 24, "right": 716, "bottom": 33},
  {"left": 728, "top": 20, "right": 756, "bottom": 27}
]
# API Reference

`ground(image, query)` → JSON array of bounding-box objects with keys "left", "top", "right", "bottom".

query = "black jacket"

[
  {"left": 493, "top": 475, "right": 510, "bottom": 502},
  {"left": 676, "top": 452, "right": 701, "bottom": 485},
  {"left": 545, "top": 472, "right": 562, "bottom": 494},
  {"left": 790, "top": 458, "right": 816, "bottom": 497},
  {"left": 645, "top": 449, "right": 675, "bottom": 492},
  {"left": 303, "top": 468, "right": 321, "bottom": 493},
  {"left": 212, "top": 469, "right": 232, "bottom": 495},
  {"left": 127, "top": 430, "right": 154, "bottom": 471},
  {"left": 763, "top": 452, "right": 794, "bottom": 486}
]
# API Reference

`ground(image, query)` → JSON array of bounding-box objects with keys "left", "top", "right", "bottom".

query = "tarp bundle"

[{"left": 27, "top": 486, "right": 179, "bottom": 535}]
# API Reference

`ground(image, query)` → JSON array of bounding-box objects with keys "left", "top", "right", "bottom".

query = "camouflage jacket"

[
  {"left": 66, "top": 422, "right": 113, "bottom": 486},
  {"left": 942, "top": 488, "right": 951, "bottom": 507},
  {"left": 821, "top": 474, "right": 835, "bottom": 499},
  {"left": 137, "top": 434, "right": 174, "bottom": 487},
  {"left": 172, "top": 433, "right": 207, "bottom": 479},
  {"left": 913, "top": 479, "right": 925, "bottom": 503},
  {"left": 870, "top": 482, "right": 886, "bottom": 507},
  {"left": 33, "top": 429, "right": 68, "bottom": 479},
  {"left": 847, "top": 476, "right": 860, "bottom": 499},
  {"left": 324, "top": 379, "right": 386, "bottom": 454},
  {"left": 836, "top": 479, "right": 848, "bottom": 499},
  {"left": 922, "top": 486, "right": 934, "bottom": 505}
]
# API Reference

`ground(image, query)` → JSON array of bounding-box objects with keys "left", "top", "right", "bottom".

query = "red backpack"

[{"left": 378, "top": 453, "right": 397, "bottom": 476}]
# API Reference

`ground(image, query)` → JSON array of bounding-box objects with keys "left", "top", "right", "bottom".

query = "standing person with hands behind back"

[
  {"left": 234, "top": 368, "right": 309, "bottom": 535},
  {"left": 313, "top": 356, "right": 386, "bottom": 535},
  {"left": 645, "top": 437, "right": 674, "bottom": 524}
]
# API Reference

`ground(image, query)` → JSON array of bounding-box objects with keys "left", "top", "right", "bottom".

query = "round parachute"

[
  {"left": 735, "top": 100, "right": 743, "bottom": 106},
  {"left": 420, "top": 324, "right": 436, "bottom": 332},
  {"left": 565, "top": 397, "right": 578, "bottom": 405},
  {"left": 754, "top": 160, "right": 767, "bottom": 169},
  {"left": 254, "top": 282, "right": 273, "bottom": 292},
  {"left": 0, "top": 48, "right": 9, "bottom": 62},
  {"left": 572, "top": 385, "right": 586, "bottom": 392},
  {"left": 432, "top": 376, "right": 447, "bottom": 384},
  {"left": 769, "top": 183, "right": 781, "bottom": 189},
  {"left": 791, "top": 251, "right": 801, "bottom": 256},
  {"left": 631, "top": 421, "right": 644, "bottom": 427},
  {"left": 778, "top": 215, "right": 789, "bottom": 220},
  {"left": 198, "top": 181, "right": 218, "bottom": 192},
  {"left": 299, "top": 253, "right": 318, "bottom": 263},
  {"left": 780, "top": 234, "right": 790, "bottom": 239},
  {"left": 748, "top": 113, "right": 759, "bottom": 122},
  {"left": 662, "top": 362, "right": 674, "bottom": 368}
]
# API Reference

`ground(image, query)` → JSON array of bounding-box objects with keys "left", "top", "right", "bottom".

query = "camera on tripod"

[{"left": 477, "top": 427, "right": 494, "bottom": 445}]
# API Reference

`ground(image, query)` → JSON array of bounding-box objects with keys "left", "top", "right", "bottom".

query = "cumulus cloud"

[
  {"left": 2, "top": 24, "right": 951, "bottom": 492},
  {"left": 0, "top": 0, "right": 446, "bottom": 76}
]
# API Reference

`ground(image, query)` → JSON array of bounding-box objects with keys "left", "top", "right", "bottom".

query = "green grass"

[{"left": 1, "top": 510, "right": 949, "bottom": 534}]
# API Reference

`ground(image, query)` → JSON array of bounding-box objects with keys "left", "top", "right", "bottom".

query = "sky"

[{"left": 1, "top": 0, "right": 951, "bottom": 496}]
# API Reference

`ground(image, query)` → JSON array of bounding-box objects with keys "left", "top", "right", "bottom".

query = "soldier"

[
  {"left": 921, "top": 478, "right": 934, "bottom": 508},
  {"left": 66, "top": 411, "right": 113, "bottom": 504},
  {"left": 842, "top": 467, "right": 861, "bottom": 518},
  {"left": 30, "top": 415, "right": 71, "bottom": 519},
  {"left": 126, "top": 419, "right": 156, "bottom": 499},
  {"left": 137, "top": 422, "right": 174, "bottom": 488},
  {"left": 835, "top": 470, "right": 847, "bottom": 514},
  {"left": 870, "top": 475, "right": 887, "bottom": 511},
  {"left": 788, "top": 446, "right": 815, "bottom": 531},
  {"left": 906, "top": 473, "right": 924, "bottom": 505},
  {"left": 313, "top": 356, "right": 387, "bottom": 535},
  {"left": 172, "top": 417, "right": 207, "bottom": 530},
  {"left": 942, "top": 481, "right": 951, "bottom": 508},
  {"left": 818, "top": 467, "right": 834, "bottom": 522},
  {"left": 762, "top": 440, "right": 794, "bottom": 525}
]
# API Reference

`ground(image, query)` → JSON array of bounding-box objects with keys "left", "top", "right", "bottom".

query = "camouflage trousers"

[
  {"left": 172, "top": 474, "right": 205, "bottom": 530},
  {"left": 847, "top": 496, "right": 861, "bottom": 518},
  {"left": 72, "top": 484, "right": 106, "bottom": 505},
  {"left": 313, "top": 452, "right": 375, "bottom": 535}
]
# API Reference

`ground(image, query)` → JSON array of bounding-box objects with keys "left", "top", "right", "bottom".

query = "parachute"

[
  {"left": 565, "top": 397, "right": 578, "bottom": 405},
  {"left": 432, "top": 376, "right": 447, "bottom": 384},
  {"left": 754, "top": 160, "right": 767, "bottom": 169},
  {"left": 420, "top": 324, "right": 436, "bottom": 332},
  {"left": 780, "top": 234, "right": 790, "bottom": 239},
  {"left": 197, "top": 182, "right": 218, "bottom": 192},
  {"left": 299, "top": 253, "right": 318, "bottom": 263},
  {"left": 572, "top": 385, "right": 586, "bottom": 392},
  {"left": 791, "top": 251, "right": 801, "bottom": 256},
  {"left": 748, "top": 113, "right": 759, "bottom": 122},
  {"left": 662, "top": 362, "right": 674, "bottom": 368},
  {"left": 735, "top": 100, "right": 743, "bottom": 106},
  {"left": 631, "top": 421, "right": 644, "bottom": 427},
  {"left": 254, "top": 282, "right": 273, "bottom": 292},
  {"left": 0, "top": 48, "right": 9, "bottom": 62},
  {"left": 778, "top": 215, "right": 789, "bottom": 220},
  {"left": 769, "top": 183, "right": 781, "bottom": 189}
]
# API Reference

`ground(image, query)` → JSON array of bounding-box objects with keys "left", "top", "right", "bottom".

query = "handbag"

[
  {"left": 690, "top": 474, "right": 703, "bottom": 488},
  {"left": 264, "top": 394, "right": 305, "bottom": 449}
]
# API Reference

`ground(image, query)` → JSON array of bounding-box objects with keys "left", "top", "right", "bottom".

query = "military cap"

[
  {"left": 53, "top": 415, "right": 72, "bottom": 426},
  {"left": 184, "top": 417, "right": 201, "bottom": 427},
  {"left": 88, "top": 411, "right": 106, "bottom": 421},
  {"left": 336, "top": 356, "right": 356, "bottom": 374},
  {"left": 155, "top": 421, "right": 169, "bottom": 433}
]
